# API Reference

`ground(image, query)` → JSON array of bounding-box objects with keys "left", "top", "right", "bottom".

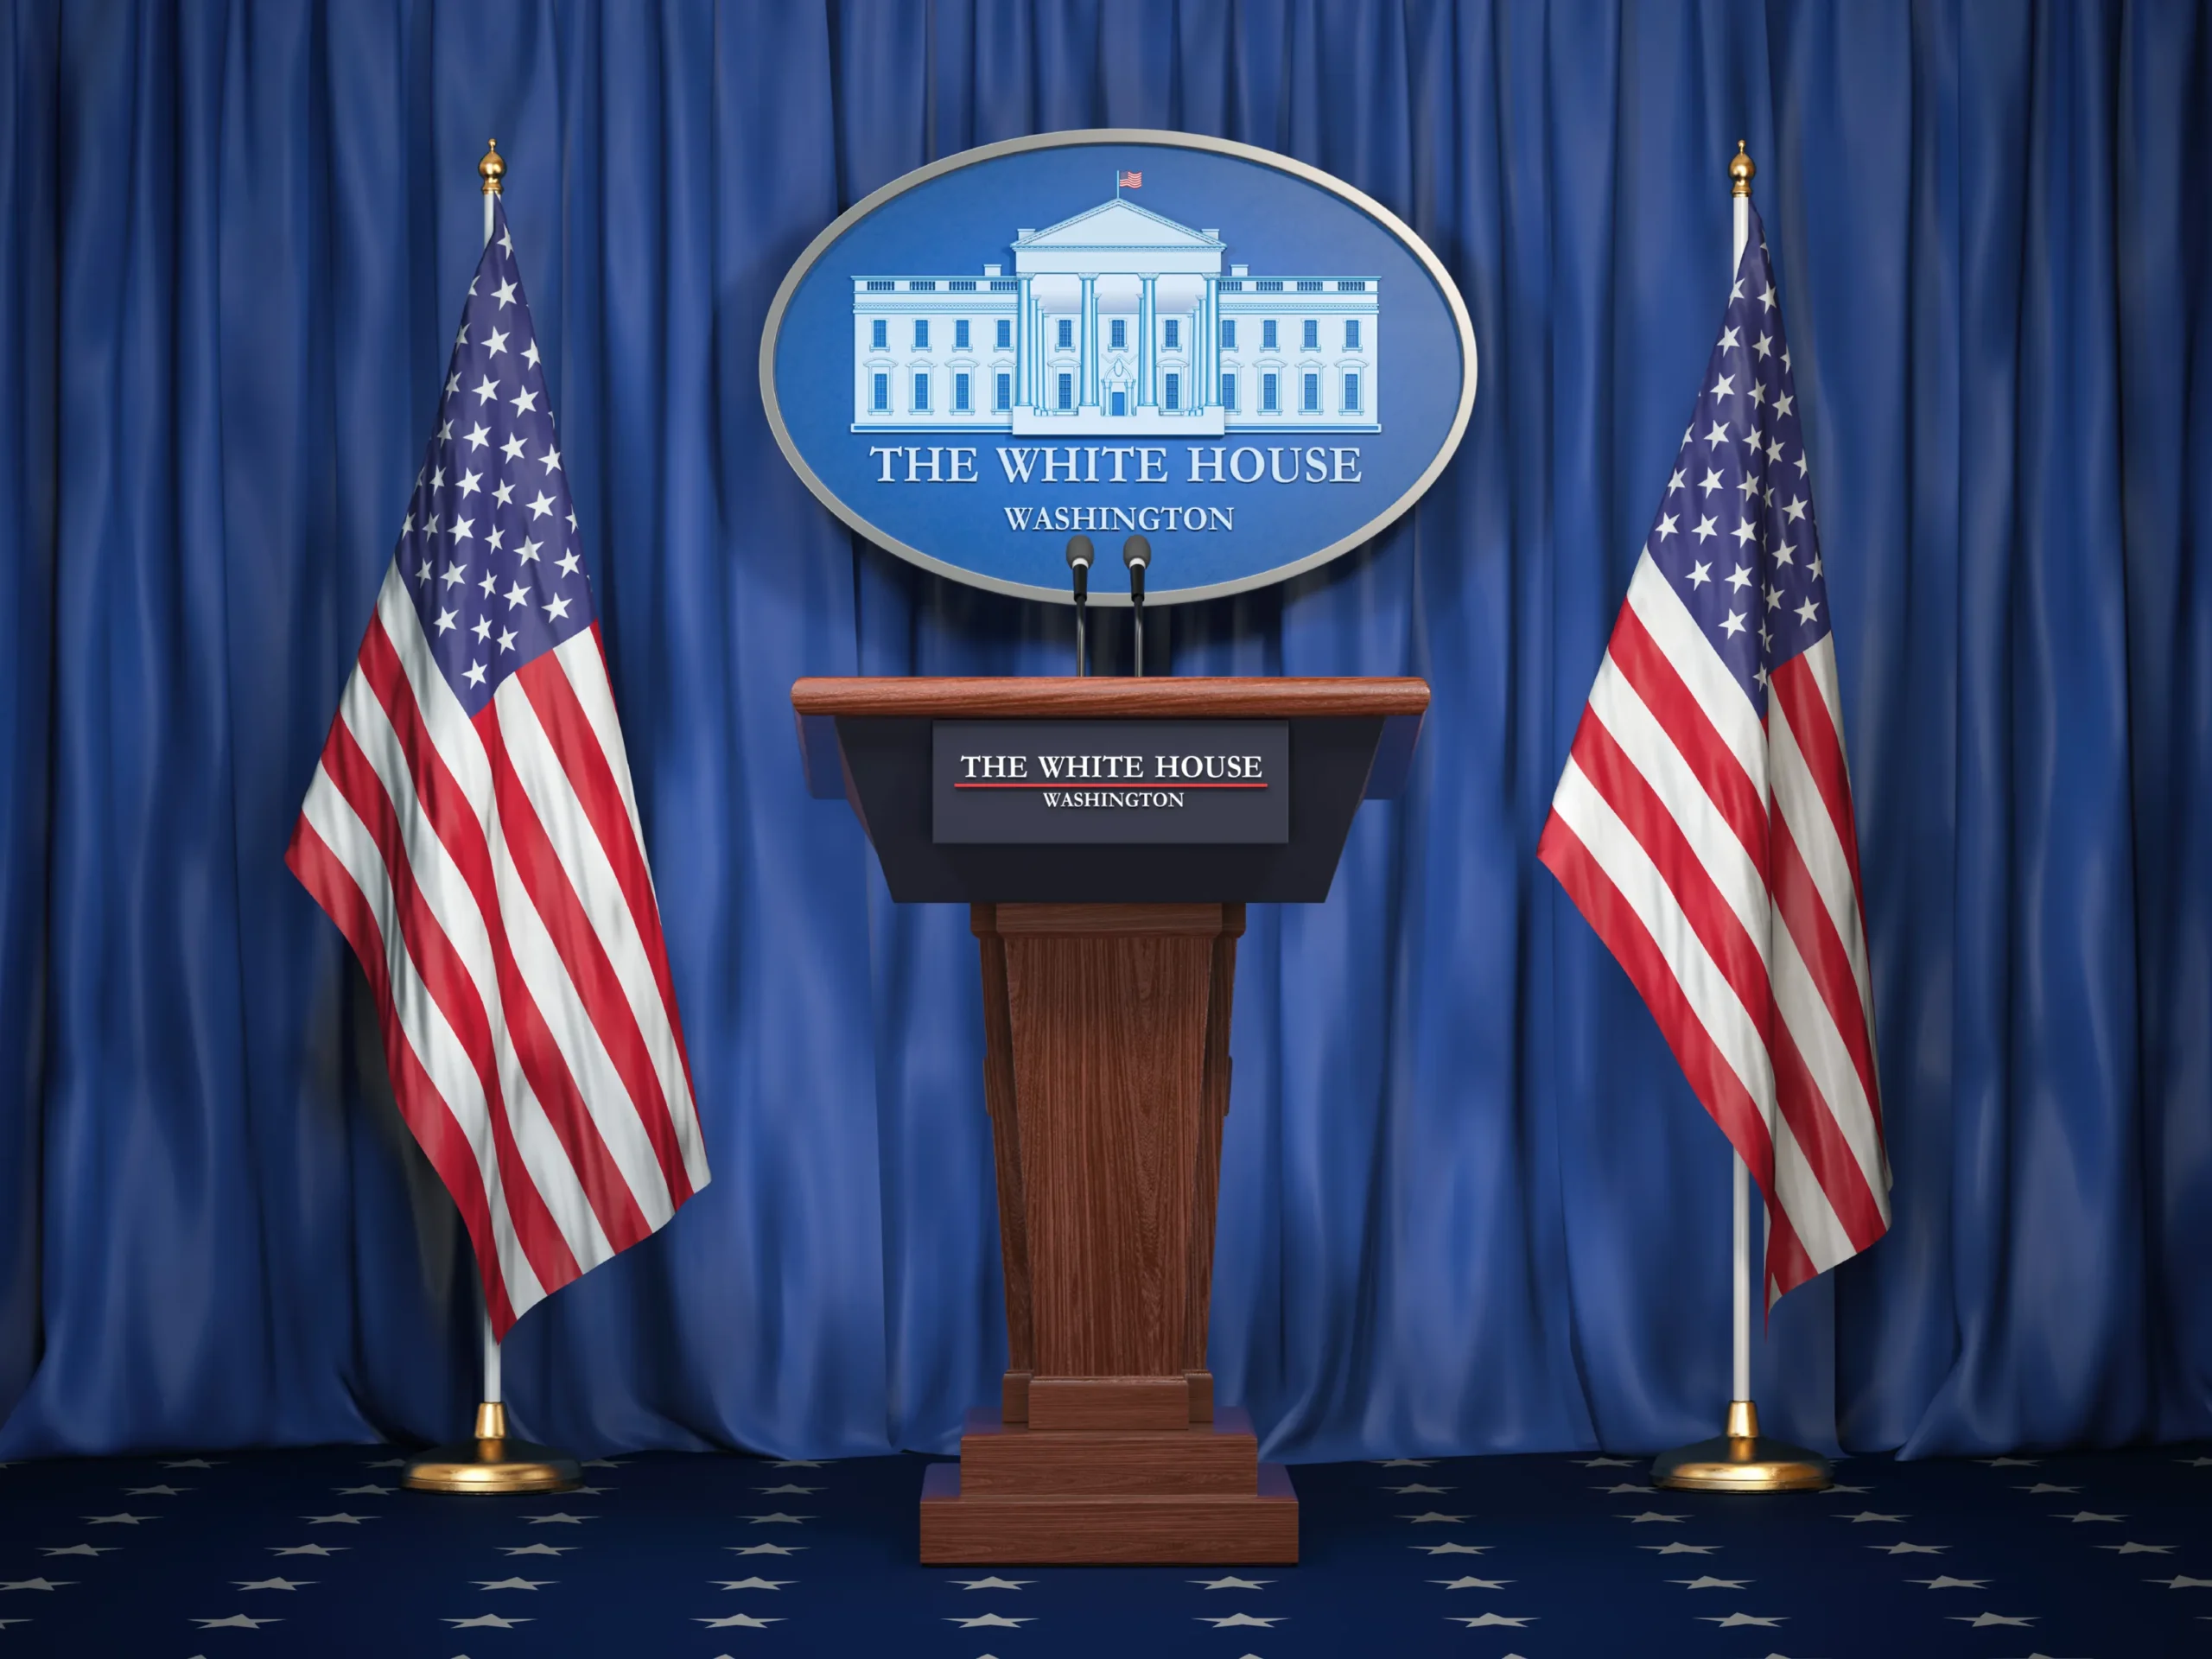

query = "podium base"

[
  {"left": 918, "top": 1406, "right": 1297, "bottom": 1563},
  {"left": 401, "top": 1403, "right": 582, "bottom": 1495},
  {"left": 920, "top": 1460, "right": 1297, "bottom": 1563},
  {"left": 1651, "top": 1400, "right": 1833, "bottom": 1493}
]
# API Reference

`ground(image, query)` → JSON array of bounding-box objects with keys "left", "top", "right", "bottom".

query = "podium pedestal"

[
  {"left": 915, "top": 902, "right": 1294, "bottom": 1563},
  {"left": 791, "top": 676, "right": 1431, "bottom": 1565}
]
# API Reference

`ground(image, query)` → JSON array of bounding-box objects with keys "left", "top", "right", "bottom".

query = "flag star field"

[{"left": 400, "top": 202, "right": 593, "bottom": 718}]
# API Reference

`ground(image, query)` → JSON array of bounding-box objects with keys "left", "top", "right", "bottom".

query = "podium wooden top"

[{"left": 790, "top": 676, "right": 1432, "bottom": 720}]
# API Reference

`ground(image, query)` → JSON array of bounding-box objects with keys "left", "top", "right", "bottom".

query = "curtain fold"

[{"left": 1, "top": 0, "right": 2206, "bottom": 1461}]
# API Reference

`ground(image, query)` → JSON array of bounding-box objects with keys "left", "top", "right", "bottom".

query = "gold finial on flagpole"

[
  {"left": 479, "top": 138, "right": 506, "bottom": 195},
  {"left": 1729, "top": 139, "right": 1755, "bottom": 198}
]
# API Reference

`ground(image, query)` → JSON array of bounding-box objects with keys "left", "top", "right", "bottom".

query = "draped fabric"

[{"left": 2, "top": 0, "right": 2207, "bottom": 1463}]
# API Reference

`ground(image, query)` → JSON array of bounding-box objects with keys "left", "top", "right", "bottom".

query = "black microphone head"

[
  {"left": 1122, "top": 534, "right": 1151, "bottom": 569},
  {"left": 1065, "top": 534, "right": 1094, "bottom": 569}
]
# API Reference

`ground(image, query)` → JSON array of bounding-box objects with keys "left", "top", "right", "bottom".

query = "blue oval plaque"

[{"left": 761, "top": 130, "right": 1476, "bottom": 606}]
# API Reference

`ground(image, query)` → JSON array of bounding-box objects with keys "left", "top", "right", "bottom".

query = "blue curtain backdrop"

[{"left": 2, "top": 0, "right": 2207, "bottom": 1463}]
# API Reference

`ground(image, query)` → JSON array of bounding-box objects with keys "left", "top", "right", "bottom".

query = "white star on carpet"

[
  {"left": 728, "top": 1543, "right": 805, "bottom": 1555},
  {"left": 1190, "top": 1577, "right": 1270, "bottom": 1589},
  {"left": 232, "top": 1579, "right": 310, "bottom": 1591},
  {"left": 1433, "top": 1576, "right": 1511, "bottom": 1590},
  {"left": 1198, "top": 1614, "right": 1279, "bottom": 1628},
  {"left": 334, "top": 1484, "right": 393, "bottom": 1497},
  {"left": 2056, "top": 1510, "right": 2124, "bottom": 1522},
  {"left": 697, "top": 1613, "right": 782, "bottom": 1628},
  {"left": 1948, "top": 1611, "right": 2036, "bottom": 1626},
  {"left": 2017, "top": 1484, "right": 2080, "bottom": 1494},
  {"left": 474, "top": 1577, "right": 553, "bottom": 1590},
  {"left": 499, "top": 1544, "right": 573, "bottom": 1556},
  {"left": 1376, "top": 1459, "right": 1436, "bottom": 1467},
  {"left": 522, "top": 1513, "right": 594, "bottom": 1524},
  {"left": 82, "top": 1514, "right": 155, "bottom": 1525},
  {"left": 1641, "top": 1542, "right": 1721, "bottom": 1554},
  {"left": 1870, "top": 1542, "right": 1948, "bottom": 1554},
  {"left": 2148, "top": 1575, "right": 2212, "bottom": 1588},
  {"left": 1402, "top": 1511, "right": 1467, "bottom": 1522},
  {"left": 950, "top": 1613, "right": 1033, "bottom": 1627},
  {"left": 1977, "top": 1457, "right": 2040, "bottom": 1467},
  {"left": 1414, "top": 1543, "right": 1491, "bottom": 1554},
  {"left": 2096, "top": 1541, "right": 2173, "bottom": 1554},
  {"left": 300, "top": 1514, "right": 376, "bottom": 1525},
  {"left": 1672, "top": 1576, "right": 1751, "bottom": 1589},
  {"left": 123, "top": 1484, "right": 189, "bottom": 1496},
  {"left": 715, "top": 1578, "right": 791, "bottom": 1591},
  {"left": 1910, "top": 1576, "right": 1990, "bottom": 1589},
  {"left": 447, "top": 1613, "right": 531, "bottom": 1628},
  {"left": 38, "top": 1547, "right": 113, "bottom": 1558},
  {"left": 194, "top": 1614, "right": 281, "bottom": 1629},
  {"left": 755, "top": 1484, "right": 820, "bottom": 1496},
  {"left": 0, "top": 1579, "right": 73, "bottom": 1592},
  {"left": 163, "top": 1459, "right": 224, "bottom": 1469},
  {"left": 1574, "top": 1457, "right": 1637, "bottom": 1467},
  {"left": 743, "top": 1513, "right": 810, "bottom": 1524},
  {"left": 1701, "top": 1612, "right": 1786, "bottom": 1627},
  {"left": 1449, "top": 1612, "right": 1534, "bottom": 1627},
  {"left": 269, "top": 1544, "right": 346, "bottom": 1556},
  {"left": 1622, "top": 1511, "right": 1688, "bottom": 1523}
]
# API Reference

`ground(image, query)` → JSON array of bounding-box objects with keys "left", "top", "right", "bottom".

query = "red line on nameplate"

[{"left": 952, "top": 781, "right": 1269, "bottom": 789}]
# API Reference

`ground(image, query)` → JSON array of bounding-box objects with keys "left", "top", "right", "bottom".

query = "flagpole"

[
  {"left": 401, "top": 137, "right": 582, "bottom": 1499},
  {"left": 1652, "top": 140, "right": 1834, "bottom": 1497}
]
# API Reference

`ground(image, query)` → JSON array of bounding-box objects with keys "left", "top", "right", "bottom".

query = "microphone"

[
  {"left": 1065, "top": 535, "right": 1094, "bottom": 677},
  {"left": 1122, "top": 535, "right": 1151, "bottom": 677}
]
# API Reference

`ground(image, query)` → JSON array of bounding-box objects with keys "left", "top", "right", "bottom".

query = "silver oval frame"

[{"left": 760, "top": 129, "right": 1478, "bottom": 607}]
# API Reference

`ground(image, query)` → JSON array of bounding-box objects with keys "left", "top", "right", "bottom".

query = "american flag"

[
  {"left": 288, "top": 199, "right": 708, "bottom": 1337},
  {"left": 1539, "top": 206, "right": 1890, "bottom": 1303}
]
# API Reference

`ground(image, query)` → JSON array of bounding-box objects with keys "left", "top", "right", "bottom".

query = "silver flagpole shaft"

[
  {"left": 1732, "top": 1154, "right": 1751, "bottom": 1400},
  {"left": 1730, "top": 172, "right": 1753, "bottom": 1409},
  {"left": 482, "top": 1306, "right": 503, "bottom": 1405},
  {"left": 478, "top": 136, "right": 506, "bottom": 1423},
  {"left": 1654, "top": 140, "right": 1830, "bottom": 1495}
]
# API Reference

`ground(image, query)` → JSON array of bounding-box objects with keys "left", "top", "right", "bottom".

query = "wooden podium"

[{"left": 791, "top": 677, "right": 1428, "bottom": 1563}]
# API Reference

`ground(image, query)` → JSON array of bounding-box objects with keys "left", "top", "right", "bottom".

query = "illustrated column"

[
  {"left": 1016, "top": 274, "right": 1034, "bottom": 410},
  {"left": 1138, "top": 275, "right": 1158, "bottom": 410},
  {"left": 1079, "top": 274, "right": 1100, "bottom": 411},
  {"left": 1202, "top": 275, "right": 1220, "bottom": 409}
]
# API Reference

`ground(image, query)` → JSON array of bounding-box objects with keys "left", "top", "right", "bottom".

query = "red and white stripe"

[
  {"left": 288, "top": 565, "right": 707, "bottom": 1335},
  {"left": 1540, "top": 556, "right": 1888, "bottom": 1302}
]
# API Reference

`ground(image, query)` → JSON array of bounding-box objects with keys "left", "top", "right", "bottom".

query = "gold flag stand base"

[
  {"left": 1651, "top": 1399, "right": 1833, "bottom": 1493},
  {"left": 401, "top": 1402, "right": 582, "bottom": 1495}
]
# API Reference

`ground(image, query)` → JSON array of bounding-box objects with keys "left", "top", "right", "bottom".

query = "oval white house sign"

[{"left": 760, "top": 130, "right": 1477, "bottom": 606}]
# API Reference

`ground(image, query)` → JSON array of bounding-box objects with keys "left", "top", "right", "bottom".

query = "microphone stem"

[
  {"left": 1074, "top": 594, "right": 1087, "bottom": 677},
  {"left": 1132, "top": 594, "right": 1144, "bottom": 677}
]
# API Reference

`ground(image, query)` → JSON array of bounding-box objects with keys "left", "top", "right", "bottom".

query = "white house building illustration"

[{"left": 851, "top": 198, "right": 1379, "bottom": 436}]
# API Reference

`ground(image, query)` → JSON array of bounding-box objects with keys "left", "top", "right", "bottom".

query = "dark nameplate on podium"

[{"left": 792, "top": 676, "right": 1428, "bottom": 1563}]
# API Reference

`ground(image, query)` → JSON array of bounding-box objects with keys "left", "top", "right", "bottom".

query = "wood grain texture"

[
  {"left": 959, "top": 900, "right": 1286, "bottom": 1561},
  {"left": 792, "top": 675, "right": 1430, "bottom": 718},
  {"left": 972, "top": 918, "right": 1033, "bottom": 1397},
  {"left": 1027, "top": 1376, "right": 1192, "bottom": 1431},
  {"left": 919, "top": 1461, "right": 1299, "bottom": 1564},
  {"left": 999, "top": 912, "right": 1219, "bottom": 1376},
  {"left": 958, "top": 1407, "right": 1258, "bottom": 1495}
]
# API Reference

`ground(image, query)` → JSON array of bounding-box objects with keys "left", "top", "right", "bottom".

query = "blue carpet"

[{"left": 3, "top": 1440, "right": 2208, "bottom": 1656}]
